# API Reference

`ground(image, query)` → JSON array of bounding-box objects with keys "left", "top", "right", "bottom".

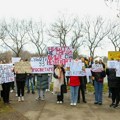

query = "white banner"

[
  {"left": 107, "top": 61, "right": 117, "bottom": 69},
  {"left": 65, "top": 60, "right": 86, "bottom": 76},
  {"left": 85, "top": 68, "right": 92, "bottom": 76},
  {"left": 12, "top": 57, "right": 21, "bottom": 64},
  {"left": 0, "top": 64, "right": 14, "bottom": 84},
  {"left": 30, "top": 57, "right": 54, "bottom": 73},
  {"left": 91, "top": 64, "right": 103, "bottom": 72},
  {"left": 116, "top": 61, "right": 120, "bottom": 77}
]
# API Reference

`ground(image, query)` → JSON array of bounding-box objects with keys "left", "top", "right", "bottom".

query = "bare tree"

[
  {"left": 27, "top": 20, "right": 47, "bottom": 56},
  {"left": 108, "top": 22, "right": 120, "bottom": 51},
  {"left": 2, "top": 19, "right": 28, "bottom": 57},
  {"left": 48, "top": 15, "right": 84, "bottom": 49},
  {"left": 83, "top": 17, "right": 110, "bottom": 57}
]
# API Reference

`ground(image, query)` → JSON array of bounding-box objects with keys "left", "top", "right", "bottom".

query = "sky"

[{"left": 0, "top": 0, "right": 119, "bottom": 57}]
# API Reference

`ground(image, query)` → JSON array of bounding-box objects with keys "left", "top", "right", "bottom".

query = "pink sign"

[{"left": 47, "top": 47, "right": 73, "bottom": 65}]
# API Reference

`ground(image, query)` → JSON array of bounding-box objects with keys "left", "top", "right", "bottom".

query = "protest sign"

[
  {"left": 108, "top": 51, "right": 120, "bottom": 60},
  {"left": 85, "top": 68, "right": 92, "bottom": 76},
  {"left": 30, "top": 57, "right": 53, "bottom": 73},
  {"left": 47, "top": 46, "right": 73, "bottom": 65},
  {"left": 116, "top": 61, "right": 120, "bottom": 77},
  {"left": 65, "top": 60, "right": 86, "bottom": 76},
  {"left": 14, "top": 61, "right": 32, "bottom": 73},
  {"left": 107, "top": 61, "right": 117, "bottom": 69},
  {"left": 0, "top": 64, "right": 14, "bottom": 84},
  {"left": 91, "top": 64, "right": 103, "bottom": 72},
  {"left": 12, "top": 57, "right": 21, "bottom": 64}
]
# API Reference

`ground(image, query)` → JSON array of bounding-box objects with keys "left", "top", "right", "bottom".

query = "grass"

[{"left": 50, "top": 82, "right": 109, "bottom": 93}]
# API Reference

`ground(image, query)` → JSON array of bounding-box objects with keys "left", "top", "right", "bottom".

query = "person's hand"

[{"left": 92, "top": 76, "right": 95, "bottom": 80}]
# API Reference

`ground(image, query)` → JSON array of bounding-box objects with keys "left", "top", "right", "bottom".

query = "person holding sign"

[
  {"left": 91, "top": 60, "right": 105, "bottom": 105},
  {"left": 53, "top": 64, "right": 65, "bottom": 104},
  {"left": 106, "top": 67, "right": 120, "bottom": 108},
  {"left": 15, "top": 59, "right": 27, "bottom": 102}
]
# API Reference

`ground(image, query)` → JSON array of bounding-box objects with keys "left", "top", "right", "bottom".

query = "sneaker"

[
  {"left": 21, "top": 96, "right": 24, "bottom": 101},
  {"left": 113, "top": 104, "right": 119, "bottom": 108},
  {"left": 94, "top": 102, "right": 98, "bottom": 104},
  {"left": 59, "top": 101, "right": 63, "bottom": 104},
  {"left": 18, "top": 97, "right": 21, "bottom": 102},
  {"left": 98, "top": 102, "right": 102, "bottom": 105},
  {"left": 36, "top": 97, "right": 41, "bottom": 101},
  {"left": 10, "top": 90, "right": 14, "bottom": 93},
  {"left": 57, "top": 101, "right": 60, "bottom": 104},
  {"left": 70, "top": 103, "right": 74, "bottom": 106},
  {"left": 83, "top": 100, "right": 87, "bottom": 103},
  {"left": 73, "top": 103, "right": 76, "bottom": 106},
  {"left": 32, "top": 91, "right": 35, "bottom": 94},
  {"left": 16, "top": 94, "right": 18, "bottom": 97},
  {"left": 110, "top": 103, "right": 115, "bottom": 107},
  {"left": 41, "top": 97, "right": 45, "bottom": 101}
]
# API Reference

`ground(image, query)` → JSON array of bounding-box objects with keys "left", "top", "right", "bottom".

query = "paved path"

[{"left": 6, "top": 90, "right": 120, "bottom": 120}]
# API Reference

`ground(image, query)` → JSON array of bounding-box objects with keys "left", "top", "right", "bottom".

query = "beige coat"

[{"left": 53, "top": 67, "right": 64, "bottom": 93}]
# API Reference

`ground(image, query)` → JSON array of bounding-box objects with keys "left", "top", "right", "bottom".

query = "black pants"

[
  {"left": 57, "top": 86, "right": 64, "bottom": 102},
  {"left": 111, "top": 87, "right": 120, "bottom": 105},
  {"left": 16, "top": 81, "right": 25, "bottom": 97},
  {"left": 2, "top": 83, "right": 10, "bottom": 103},
  {"left": 78, "top": 85, "right": 86, "bottom": 102},
  {"left": 10, "top": 81, "right": 14, "bottom": 90}
]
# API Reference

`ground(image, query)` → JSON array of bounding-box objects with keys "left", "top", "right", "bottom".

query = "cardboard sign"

[
  {"left": 108, "top": 51, "right": 120, "bottom": 60},
  {"left": 47, "top": 46, "right": 73, "bottom": 65},
  {"left": 91, "top": 64, "right": 103, "bottom": 72},
  {"left": 30, "top": 57, "right": 53, "bottom": 73},
  {"left": 14, "top": 61, "right": 32, "bottom": 73},
  {"left": 0, "top": 64, "right": 14, "bottom": 84}
]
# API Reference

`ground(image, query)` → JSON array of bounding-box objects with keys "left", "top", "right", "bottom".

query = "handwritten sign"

[
  {"left": 12, "top": 57, "right": 21, "bottom": 64},
  {"left": 107, "top": 61, "right": 117, "bottom": 69},
  {"left": 30, "top": 57, "right": 53, "bottom": 73},
  {"left": 65, "top": 60, "right": 86, "bottom": 76},
  {"left": 47, "top": 46, "right": 73, "bottom": 65},
  {"left": 85, "top": 68, "right": 92, "bottom": 76},
  {"left": 0, "top": 64, "right": 14, "bottom": 84},
  {"left": 14, "top": 61, "right": 32, "bottom": 73},
  {"left": 116, "top": 62, "right": 120, "bottom": 77},
  {"left": 91, "top": 64, "right": 103, "bottom": 72}
]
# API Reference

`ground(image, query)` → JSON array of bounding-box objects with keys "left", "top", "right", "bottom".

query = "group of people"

[{"left": 0, "top": 56, "right": 120, "bottom": 109}]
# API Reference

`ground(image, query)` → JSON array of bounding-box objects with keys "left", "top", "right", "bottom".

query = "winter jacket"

[
  {"left": 106, "top": 68, "right": 120, "bottom": 88},
  {"left": 69, "top": 76, "right": 80, "bottom": 86},
  {"left": 37, "top": 74, "right": 49, "bottom": 90}
]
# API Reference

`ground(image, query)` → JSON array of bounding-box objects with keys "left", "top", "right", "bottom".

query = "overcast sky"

[
  {"left": 0, "top": 0, "right": 119, "bottom": 56},
  {"left": 0, "top": 0, "right": 118, "bottom": 21}
]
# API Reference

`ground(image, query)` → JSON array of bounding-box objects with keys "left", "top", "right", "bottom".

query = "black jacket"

[{"left": 106, "top": 68, "right": 120, "bottom": 88}]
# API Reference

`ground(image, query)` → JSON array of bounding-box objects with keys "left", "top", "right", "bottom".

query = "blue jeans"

[
  {"left": 94, "top": 80, "right": 103, "bottom": 103},
  {"left": 70, "top": 86, "right": 79, "bottom": 103},
  {"left": 26, "top": 77, "right": 34, "bottom": 92}
]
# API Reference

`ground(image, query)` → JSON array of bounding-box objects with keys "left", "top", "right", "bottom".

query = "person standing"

[
  {"left": 92, "top": 60, "right": 106, "bottom": 105},
  {"left": 106, "top": 68, "right": 120, "bottom": 108},
  {"left": 26, "top": 74, "right": 35, "bottom": 94},
  {"left": 53, "top": 64, "right": 65, "bottom": 104},
  {"left": 69, "top": 76, "right": 80, "bottom": 106},
  {"left": 36, "top": 73, "right": 49, "bottom": 101},
  {"left": 16, "top": 59, "right": 27, "bottom": 102}
]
